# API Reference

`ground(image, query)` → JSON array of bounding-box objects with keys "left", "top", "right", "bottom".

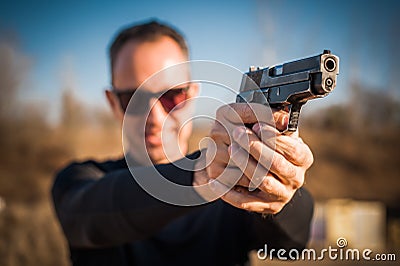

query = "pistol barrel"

[{"left": 237, "top": 50, "right": 340, "bottom": 131}]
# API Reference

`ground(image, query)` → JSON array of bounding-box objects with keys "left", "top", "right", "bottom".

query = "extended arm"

[{"left": 52, "top": 154, "right": 202, "bottom": 248}]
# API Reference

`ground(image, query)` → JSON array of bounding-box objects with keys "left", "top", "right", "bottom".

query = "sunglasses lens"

[
  {"left": 159, "top": 88, "right": 189, "bottom": 112},
  {"left": 118, "top": 92, "right": 134, "bottom": 112},
  {"left": 125, "top": 90, "right": 153, "bottom": 115},
  {"left": 116, "top": 87, "right": 189, "bottom": 115}
]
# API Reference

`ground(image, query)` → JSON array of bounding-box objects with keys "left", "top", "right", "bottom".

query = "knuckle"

[
  {"left": 240, "top": 203, "right": 250, "bottom": 210},
  {"left": 248, "top": 139, "right": 260, "bottom": 155},
  {"left": 237, "top": 104, "right": 252, "bottom": 123},
  {"left": 235, "top": 129, "right": 248, "bottom": 145},
  {"left": 215, "top": 105, "right": 227, "bottom": 119},
  {"left": 272, "top": 154, "right": 284, "bottom": 170},
  {"left": 209, "top": 127, "right": 219, "bottom": 139},
  {"left": 210, "top": 122, "right": 225, "bottom": 138},
  {"left": 273, "top": 155, "right": 296, "bottom": 178},
  {"left": 210, "top": 132, "right": 231, "bottom": 147},
  {"left": 274, "top": 189, "right": 286, "bottom": 201},
  {"left": 306, "top": 148, "right": 314, "bottom": 168},
  {"left": 281, "top": 190, "right": 292, "bottom": 204},
  {"left": 291, "top": 174, "right": 305, "bottom": 190},
  {"left": 292, "top": 144, "right": 306, "bottom": 163},
  {"left": 261, "top": 176, "right": 274, "bottom": 193},
  {"left": 270, "top": 204, "right": 284, "bottom": 215},
  {"left": 257, "top": 203, "right": 271, "bottom": 213},
  {"left": 287, "top": 166, "right": 297, "bottom": 179},
  {"left": 292, "top": 143, "right": 313, "bottom": 167}
]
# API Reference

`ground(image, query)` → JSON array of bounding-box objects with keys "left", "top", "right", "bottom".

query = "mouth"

[{"left": 145, "top": 131, "right": 162, "bottom": 147}]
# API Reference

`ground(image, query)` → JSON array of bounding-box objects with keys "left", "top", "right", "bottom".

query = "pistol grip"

[{"left": 286, "top": 103, "right": 305, "bottom": 132}]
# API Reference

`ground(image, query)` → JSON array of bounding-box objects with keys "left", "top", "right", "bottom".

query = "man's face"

[{"left": 107, "top": 36, "right": 197, "bottom": 165}]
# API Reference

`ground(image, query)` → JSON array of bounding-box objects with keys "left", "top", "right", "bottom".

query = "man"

[{"left": 52, "top": 20, "right": 314, "bottom": 266}]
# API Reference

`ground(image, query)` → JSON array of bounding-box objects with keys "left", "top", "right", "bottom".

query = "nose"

[{"left": 146, "top": 98, "right": 167, "bottom": 127}]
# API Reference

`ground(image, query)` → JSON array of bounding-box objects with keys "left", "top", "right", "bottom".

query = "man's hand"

[{"left": 193, "top": 103, "right": 313, "bottom": 214}]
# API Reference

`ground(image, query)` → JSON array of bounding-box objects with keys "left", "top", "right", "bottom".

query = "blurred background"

[{"left": 0, "top": 0, "right": 399, "bottom": 265}]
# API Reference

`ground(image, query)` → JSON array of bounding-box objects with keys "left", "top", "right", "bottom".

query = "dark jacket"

[{"left": 52, "top": 151, "right": 314, "bottom": 266}]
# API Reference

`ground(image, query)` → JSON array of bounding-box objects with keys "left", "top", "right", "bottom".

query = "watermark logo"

[
  {"left": 257, "top": 237, "right": 397, "bottom": 262},
  {"left": 336, "top": 237, "right": 348, "bottom": 248}
]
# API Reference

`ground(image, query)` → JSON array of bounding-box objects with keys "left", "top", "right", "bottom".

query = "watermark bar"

[{"left": 257, "top": 237, "right": 397, "bottom": 261}]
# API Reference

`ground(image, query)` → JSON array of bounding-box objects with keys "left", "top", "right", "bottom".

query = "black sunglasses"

[{"left": 112, "top": 86, "right": 190, "bottom": 115}]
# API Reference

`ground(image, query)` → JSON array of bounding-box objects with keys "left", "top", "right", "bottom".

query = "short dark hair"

[{"left": 109, "top": 20, "right": 189, "bottom": 81}]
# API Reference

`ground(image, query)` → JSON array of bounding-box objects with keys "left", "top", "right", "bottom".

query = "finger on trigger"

[{"left": 273, "top": 109, "right": 289, "bottom": 131}]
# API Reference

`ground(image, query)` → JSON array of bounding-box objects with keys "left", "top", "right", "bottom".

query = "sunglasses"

[{"left": 112, "top": 86, "right": 190, "bottom": 115}]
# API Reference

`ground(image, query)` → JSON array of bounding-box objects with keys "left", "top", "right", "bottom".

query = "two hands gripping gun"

[{"left": 237, "top": 50, "right": 339, "bottom": 132}]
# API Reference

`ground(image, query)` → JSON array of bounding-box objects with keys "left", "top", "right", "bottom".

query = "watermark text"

[{"left": 257, "top": 237, "right": 396, "bottom": 262}]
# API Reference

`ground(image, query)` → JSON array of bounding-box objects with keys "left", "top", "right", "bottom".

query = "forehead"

[{"left": 113, "top": 36, "right": 189, "bottom": 92}]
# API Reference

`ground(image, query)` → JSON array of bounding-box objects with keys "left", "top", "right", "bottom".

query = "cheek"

[
  {"left": 178, "top": 121, "right": 192, "bottom": 140},
  {"left": 172, "top": 109, "right": 194, "bottom": 140},
  {"left": 124, "top": 116, "right": 146, "bottom": 141}
]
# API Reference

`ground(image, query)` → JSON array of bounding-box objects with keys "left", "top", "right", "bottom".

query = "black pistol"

[{"left": 237, "top": 50, "right": 339, "bottom": 132}]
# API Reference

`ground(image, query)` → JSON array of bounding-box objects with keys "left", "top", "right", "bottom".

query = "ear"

[{"left": 105, "top": 90, "right": 124, "bottom": 121}]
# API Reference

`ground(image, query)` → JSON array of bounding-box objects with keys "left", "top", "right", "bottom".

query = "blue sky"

[{"left": 1, "top": 0, "right": 399, "bottom": 120}]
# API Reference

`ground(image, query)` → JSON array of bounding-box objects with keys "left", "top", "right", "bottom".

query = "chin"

[
  {"left": 148, "top": 147, "right": 186, "bottom": 165},
  {"left": 145, "top": 147, "right": 167, "bottom": 164},
  {"left": 151, "top": 157, "right": 170, "bottom": 164}
]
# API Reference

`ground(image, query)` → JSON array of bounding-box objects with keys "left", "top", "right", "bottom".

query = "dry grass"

[
  {"left": 302, "top": 128, "right": 400, "bottom": 208},
  {"left": 0, "top": 85, "right": 123, "bottom": 265},
  {"left": 0, "top": 200, "right": 69, "bottom": 266}
]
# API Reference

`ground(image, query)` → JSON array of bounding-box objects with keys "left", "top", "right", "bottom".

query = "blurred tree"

[
  {"left": 0, "top": 33, "right": 30, "bottom": 119},
  {"left": 350, "top": 82, "right": 400, "bottom": 134},
  {"left": 60, "top": 88, "right": 87, "bottom": 130},
  {"left": 306, "top": 82, "right": 400, "bottom": 134}
]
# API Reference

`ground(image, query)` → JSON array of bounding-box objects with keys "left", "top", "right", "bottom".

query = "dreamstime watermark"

[{"left": 257, "top": 237, "right": 397, "bottom": 262}]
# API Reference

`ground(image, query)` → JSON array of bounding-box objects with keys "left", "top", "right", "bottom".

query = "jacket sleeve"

[
  {"left": 51, "top": 155, "right": 203, "bottom": 248},
  {"left": 247, "top": 187, "right": 314, "bottom": 251}
]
